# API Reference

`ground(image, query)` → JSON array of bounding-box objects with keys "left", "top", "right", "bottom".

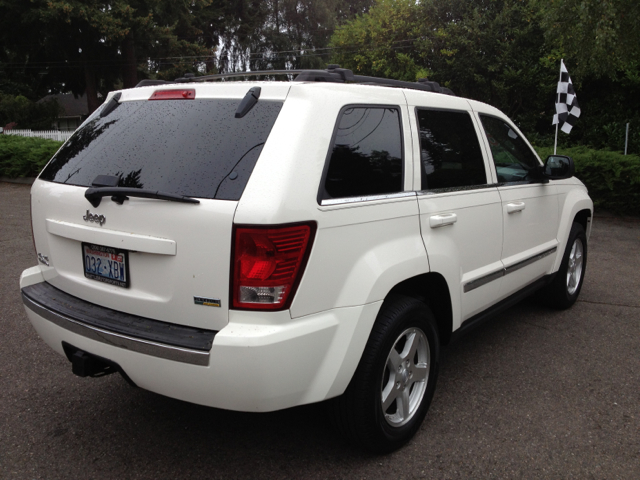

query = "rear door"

[
  {"left": 31, "top": 84, "right": 289, "bottom": 331},
  {"left": 405, "top": 92, "right": 504, "bottom": 325}
]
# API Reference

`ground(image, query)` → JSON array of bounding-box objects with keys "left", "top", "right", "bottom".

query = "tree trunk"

[
  {"left": 122, "top": 31, "right": 138, "bottom": 88},
  {"left": 84, "top": 62, "right": 100, "bottom": 115}
]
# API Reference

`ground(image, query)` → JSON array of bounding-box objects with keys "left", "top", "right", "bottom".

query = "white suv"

[{"left": 20, "top": 66, "right": 592, "bottom": 452}]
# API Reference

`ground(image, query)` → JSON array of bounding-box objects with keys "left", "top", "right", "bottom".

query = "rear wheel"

[{"left": 332, "top": 295, "right": 439, "bottom": 453}]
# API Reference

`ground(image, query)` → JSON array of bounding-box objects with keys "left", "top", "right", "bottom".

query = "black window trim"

[
  {"left": 477, "top": 112, "right": 545, "bottom": 187},
  {"left": 417, "top": 183, "right": 500, "bottom": 196},
  {"left": 317, "top": 103, "right": 406, "bottom": 206},
  {"left": 413, "top": 106, "right": 492, "bottom": 195}
]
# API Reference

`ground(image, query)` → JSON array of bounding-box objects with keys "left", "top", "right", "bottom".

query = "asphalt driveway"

[{"left": 1, "top": 181, "right": 638, "bottom": 479}]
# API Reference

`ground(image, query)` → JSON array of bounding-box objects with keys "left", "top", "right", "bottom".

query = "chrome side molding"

[{"left": 464, "top": 247, "right": 557, "bottom": 293}]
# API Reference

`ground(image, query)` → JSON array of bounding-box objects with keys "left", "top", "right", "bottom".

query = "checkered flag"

[{"left": 553, "top": 60, "right": 581, "bottom": 134}]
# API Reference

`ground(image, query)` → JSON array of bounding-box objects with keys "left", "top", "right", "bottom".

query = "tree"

[
  {"left": 0, "top": 0, "right": 72, "bottom": 100},
  {"left": 0, "top": 94, "right": 62, "bottom": 130},
  {"left": 0, "top": 0, "right": 370, "bottom": 121},
  {"left": 330, "top": 0, "right": 429, "bottom": 81},
  {"left": 331, "top": 0, "right": 556, "bottom": 129},
  {"left": 215, "top": 0, "right": 373, "bottom": 73},
  {"left": 535, "top": 0, "right": 640, "bottom": 78},
  {"left": 423, "top": 0, "right": 556, "bottom": 129},
  {"left": 0, "top": 0, "right": 218, "bottom": 114}
]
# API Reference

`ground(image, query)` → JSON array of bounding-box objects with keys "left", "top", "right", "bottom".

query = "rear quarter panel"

[{"left": 234, "top": 84, "right": 430, "bottom": 319}]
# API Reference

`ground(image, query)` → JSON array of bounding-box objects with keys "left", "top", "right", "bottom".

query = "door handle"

[
  {"left": 429, "top": 213, "right": 457, "bottom": 228},
  {"left": 507, "top": 202, "right": 526, "bottom": 214}
]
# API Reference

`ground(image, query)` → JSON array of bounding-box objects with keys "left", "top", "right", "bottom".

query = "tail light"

[{"left": 231, "top": 223, "right": 316, "bottom": 311}]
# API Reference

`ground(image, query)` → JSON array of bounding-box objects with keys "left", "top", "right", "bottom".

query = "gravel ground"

[{"left": 1, "top": 181, "right": 638, "bottom": 479}]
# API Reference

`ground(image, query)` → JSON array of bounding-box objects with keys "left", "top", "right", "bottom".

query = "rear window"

[{"left": 39, "top": 98, "right": 283, "bottom": 200}]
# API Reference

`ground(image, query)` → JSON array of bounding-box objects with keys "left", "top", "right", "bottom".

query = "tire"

[
  {"left": 541, "top": 222, "right": 587, "bottom": 309},
  {"left": 331, "top": 295, "right": 440, "bottom": 453}
]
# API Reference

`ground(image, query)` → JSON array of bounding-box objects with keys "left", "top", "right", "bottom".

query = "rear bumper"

[
  {"left": 22, "top": 281, "right": 215, "bottom": 366},
  {"left": 20, "top": 266, "right": 380, "bottom": 411}
]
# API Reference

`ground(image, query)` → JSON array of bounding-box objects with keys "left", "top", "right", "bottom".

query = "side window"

[
  {"left": 323, "top": 106, "right": 403, "bottom": 199},
  {"left": 479, "top": 115, "right": 540, "bottom": 183},
  {"left": 417, "top": 109, "right": 487, "bottom": 190}
]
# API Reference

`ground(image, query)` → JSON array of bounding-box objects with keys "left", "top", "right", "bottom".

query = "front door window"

[{"left": 479, "top": 115, "right": 540, "bottom": 184}]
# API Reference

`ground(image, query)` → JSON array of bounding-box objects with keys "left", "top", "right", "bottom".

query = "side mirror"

[{"left": 543, "top": 155, "right": 574, "bottom": 180}]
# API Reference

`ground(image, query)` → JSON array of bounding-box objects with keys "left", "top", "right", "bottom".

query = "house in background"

[{"left": 38, "top": 92, "right": 90, "bottom": 131}]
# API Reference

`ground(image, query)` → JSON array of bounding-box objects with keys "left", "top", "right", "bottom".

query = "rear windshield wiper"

[{"left": 84, "top": 187, "right": 200, "bottom": 208}]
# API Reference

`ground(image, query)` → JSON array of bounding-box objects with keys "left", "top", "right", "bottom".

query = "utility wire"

[{"left": 0, "top": 37, "right": 426, "bottom": 69}]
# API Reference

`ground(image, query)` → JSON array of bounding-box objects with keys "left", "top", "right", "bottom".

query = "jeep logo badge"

[{"left": 83, "top": 210, "right": 106, "bottom": 226}]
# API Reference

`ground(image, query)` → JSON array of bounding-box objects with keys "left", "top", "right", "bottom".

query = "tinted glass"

[
  {"left": 417, "top": 109, "right": 487, "bottom": 190},
  {"left": 323, "top": 107, "right": 403, "bottom": 199},
  {"left": 480, "top": 115, "right": 540, "bottom": 183},
  {"left": 40, "top": 99, "right": 283, "bottom": 200}
]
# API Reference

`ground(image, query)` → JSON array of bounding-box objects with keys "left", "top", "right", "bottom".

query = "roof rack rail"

[
  {"left": 173, "top": 70, "right": 303, "bottom": 83},
  {"left": 135, "top": 79, "right": 173, "bottom": 88},
  {"left": 137, "top": 65, "right": 455, "bottom": 95}
]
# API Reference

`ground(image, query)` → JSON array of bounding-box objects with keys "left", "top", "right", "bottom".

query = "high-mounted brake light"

[
  {"left": 231, "top": 223, "right": 316, "bottom": 311},
  {"left": 149, "top": 89, "right": 196, "bottom": 100}
]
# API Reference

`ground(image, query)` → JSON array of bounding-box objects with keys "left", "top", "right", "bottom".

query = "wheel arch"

[
  {"left": 325, "top": 272, "right": 452, "bottom": 402},
  {"left": 553, "top": 189, "right": 593, "bottom": 273},
  {"left": 387, "top": 272, "right": 453, "bottom": 345},
  {"left": 574, "top": 208, "right": 592, "bottom": 237}
]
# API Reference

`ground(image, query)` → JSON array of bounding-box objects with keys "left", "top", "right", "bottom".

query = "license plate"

[{"left": 82, "top": 243, "right": 130, "bottom": 288}]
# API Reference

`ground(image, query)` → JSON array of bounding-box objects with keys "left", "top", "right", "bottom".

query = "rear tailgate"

[
  {"left": 31, "top": 181, "right": 235, "bottom": 330},
  {"left": 30, "top": 83, "right": 290, "bottom": 331}
]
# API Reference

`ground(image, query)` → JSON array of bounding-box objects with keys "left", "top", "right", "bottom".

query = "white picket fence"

[{"left": 3, "top": 129, "right": 74, "bottom": 142}]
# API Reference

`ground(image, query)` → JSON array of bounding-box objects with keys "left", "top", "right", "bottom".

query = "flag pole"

[{"left": 553, "top": 59, "right": 563, "bottom": 155}]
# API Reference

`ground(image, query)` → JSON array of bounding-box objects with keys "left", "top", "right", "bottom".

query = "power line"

[{"left": 0, "top": 37, "right": 423, "bottom": 71}]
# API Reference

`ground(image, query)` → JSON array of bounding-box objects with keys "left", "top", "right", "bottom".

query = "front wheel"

[
  {"left": 332, "top": 295, "right": 440, "bottom": 453},
  {"left": 541, "top": 222, "right": 588, "bottom": 309}
]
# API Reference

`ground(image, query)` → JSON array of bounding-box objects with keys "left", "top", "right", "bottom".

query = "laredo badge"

[{"left": 194, "top": 296, "right": 221, "bottom": 307}]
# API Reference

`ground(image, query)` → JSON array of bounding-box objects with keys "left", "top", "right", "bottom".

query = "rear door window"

[
  {"left": 39, "top": 98, "right": 283, "bottom": 200},
  {"left": 321, "top": 106, "right": 403, "bottom": 200},
  {"left": 416, "top": 109, "right": 487, "bottom": 190}
]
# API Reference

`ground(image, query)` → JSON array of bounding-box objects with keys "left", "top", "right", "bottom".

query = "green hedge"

[
  {"left": 0, "top": 135, "right": 62, "bottom": 178},
  {"left": 534, "top": 146, "right": 640, "bottom": 215}
]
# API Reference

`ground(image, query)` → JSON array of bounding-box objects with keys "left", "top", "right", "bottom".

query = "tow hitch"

[{"left": 62, "top": 342, "right": 136, "bottom": 386}]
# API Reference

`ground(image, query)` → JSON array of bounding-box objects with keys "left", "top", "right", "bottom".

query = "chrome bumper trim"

[{"left": 22, "top": 293, "right": 210, "bottom": 366}]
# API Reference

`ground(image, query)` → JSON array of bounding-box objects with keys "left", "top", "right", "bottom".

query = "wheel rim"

[
  {"left": 381, "top": 327, "right": 430, "bottom": 427},
  {"left": 566, "top": 237, "right": 584, "bottom": 295}
]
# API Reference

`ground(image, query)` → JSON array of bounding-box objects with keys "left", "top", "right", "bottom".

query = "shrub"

[
  {"left": 0, "top": 135, "right": 62, "bottom": 178},
  {"left": 535, "top": 146, "right": 640, "bottom": 215}
]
